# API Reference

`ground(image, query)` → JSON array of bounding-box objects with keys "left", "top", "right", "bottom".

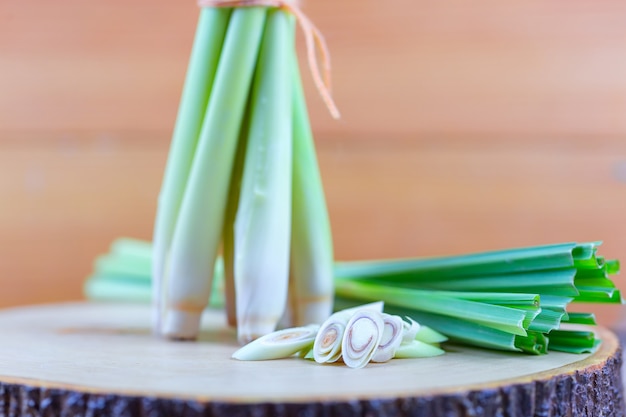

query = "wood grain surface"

[
  {"left": 0, "top": 302, "right": 623, "bottom": 417},
  {"left": 1, "top": 0, "right": 626, "bottom": 326}
]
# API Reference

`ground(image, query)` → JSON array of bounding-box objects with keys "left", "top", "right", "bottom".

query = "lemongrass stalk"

[
  {"left": 394, "top": 340, "right": 445, "bottom": 358},
  {"left": 221, "top": 94, "right": 254, "bottom": 328},
  {"left": 152, "top": 8, "right": 231, "bottom": 333},
  {"left": 289, "top": 53, "right": 334, "bottom": 326},
  {"left": 234, "top": 9, "right": 294, "bottom": 343},
  {"left": 162, "top": 7, "right": 267, "bottom": 339},
  {"left": 371, "top": 313, "right": 404, "bottom": 363},
  {"left": 341, "top": 309, "right": 384, "bottom": 368},
  {"left": 232, "top": 324, "right": 319, "bottom": 360}
]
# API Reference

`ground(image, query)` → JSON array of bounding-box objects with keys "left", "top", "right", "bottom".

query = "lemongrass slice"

[
  {"left": 371, "top": 313, "right": 404, "bottom": 363},
  {"left": 313, "top": 302, "right": 384, "bottom": 364},
  {"left": 341, "top": 310, "right": 385, "bottom": 369},
  {"left": 401, "top": 317, "right": 421, "bottom": 344},
  {"left": 313, "top": 310, "right": 350, "bottom": 363},
  {"left": 394, "top": 340, "right": 445, "bottom": 358},
  {"left": 232, "top": 324, "right": 319, "bottom": 361}
]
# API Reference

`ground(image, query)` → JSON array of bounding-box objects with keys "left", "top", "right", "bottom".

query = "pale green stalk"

[
  {"left": 288, "top": 54, "right": 334, "bottom": 326},
  {"left": 162, "top": 7, "right": 267, "bottom": 339},
  {"left": 152, "top": 7, "right": 231, "bottom": 333},
  {"left": 222, "top": 94, "right": 253, "bottom": 328},
  {"left": 232, "top": 324, "right": 319, "bottom": 360},
  {"left": 234, "top": 9, "right": 294, "bottom": 343}
]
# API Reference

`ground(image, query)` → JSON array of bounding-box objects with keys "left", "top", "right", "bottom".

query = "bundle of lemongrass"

[
  {"left": 85, "top": 238, "right": 621, "bottom": 355},
  {"left": 151, "top": 1, "right": 338, "bottom": 342}
]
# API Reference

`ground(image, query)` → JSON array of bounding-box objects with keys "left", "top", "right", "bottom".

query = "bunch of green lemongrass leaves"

[
  {"left": 152, "top": 4, "right": 337, "bottom": 343},
  {"left": 85, "top": 238, "right": 621, "bottom": 354}
]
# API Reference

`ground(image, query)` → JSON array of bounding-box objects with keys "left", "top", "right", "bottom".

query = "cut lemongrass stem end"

[
  {"left": 232, "top": 324, "right": 319, "bottom": 361},
  {"left": 341, "top": 309, "right": 385, "bottom": 369}
]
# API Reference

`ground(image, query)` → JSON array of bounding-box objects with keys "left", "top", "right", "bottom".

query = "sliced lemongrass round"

[
  {"left": 313, "top": 312, "right": 349, "bottom": 363},
  {"left": 401, "top": 317, "right": 421, "bottom": 344},
  {"left": 341, "top": 310, "right": 384, "bottom": 369},
  {"left": 232, "top": 324, "right": 319, "bottom": 361},
  {"left": 371, "top": 313, "right": 404, "bottom": 363},
  {"left": 394, "top": 340, "right": 445, "bottom": 359}
]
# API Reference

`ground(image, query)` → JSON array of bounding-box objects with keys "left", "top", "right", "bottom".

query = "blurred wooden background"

[{"left": 2, "top": 0, "right": 626, "bottom": 324}]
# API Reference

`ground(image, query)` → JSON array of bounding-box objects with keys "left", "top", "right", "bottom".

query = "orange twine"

[{"left": 197, "top": 0, "right": 340, "bottom": 119}]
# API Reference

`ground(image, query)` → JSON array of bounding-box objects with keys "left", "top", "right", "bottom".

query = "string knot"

[{"left": 197, "top": 0, "right": 340, "bottom": 119}]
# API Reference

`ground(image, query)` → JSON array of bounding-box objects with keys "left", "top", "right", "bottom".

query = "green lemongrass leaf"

[
  {"left": 335, "top": 279, "right": 529, "bottom": 335},
  {"left": 574, "top": 289, "right": 622, "bottom": 303},
  {"left": 94, "top": 254, "right": 151, "bottom": 281},
  {"left": 394, "top": 340, "right": 445, "bottom": 358},
  {"left": 538, "top": 295, "right": 573, "bottom": 312},
  {"left": 575, "top": 266, "right": 612, "bottom": 279},
  {"left": 561, "top": 312, "right": 596, "bottom": 325},
  {"left": 152, "top": 8, "right": 232, "bottom": 332},
  {"left": 514, "top": 331, "right": 548, "bottom": 355},
  {"left": 288, "top": 52, "right": 334, "bottom": 326},
  {"left": 547, "top": 329, "right": 600, "bottom": 353},
  {"left": 401, "top": 310, "right": 519, "bottom": 352},
  {"left": 605, "top": 259, "right": 620, "bottom": 275},
  {"left": 380, "top": 269, "right": 579, "bottom": 296},
  {"left": 84, "top": 277, "right": 152, "bottom": 303},
  {"left": 572, "top": 242, "right": 601, "bottom": 260},
  {"left": 527, "top": 309, "right": 565, "bottom": 333},
  {"left": 234, "top": 9, "right": 294, "bottom": 343},
  {"left": 575, "top": 277, "right": 616, "bottom": 290},
  {"left": 414, "top": 325, "right": 448, "bottom": 344},
  {"left": 334, "top": 242, "right": 580, "bottom": 282},
  {"left": 416, "top": 291, "right": 540, "bottom": 306},
  {"left": 162, "top": 7, "right": 267, "bottom": 340},
  {"left": 110, "top": 238, "right": 152, "bottom": 261}
]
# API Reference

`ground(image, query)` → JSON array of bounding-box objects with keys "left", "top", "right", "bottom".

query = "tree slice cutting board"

[{"left": 0, "top": 302, "right": 622, "bottom": 417}]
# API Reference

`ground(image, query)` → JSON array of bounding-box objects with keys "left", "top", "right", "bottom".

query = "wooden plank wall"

[{"left": 2, "top": 0, "right": 626, "bottom": 324}]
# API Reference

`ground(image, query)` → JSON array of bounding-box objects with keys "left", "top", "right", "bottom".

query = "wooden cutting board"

[{"left": 0, "top": 302, "right": 622, "bottom": 417}]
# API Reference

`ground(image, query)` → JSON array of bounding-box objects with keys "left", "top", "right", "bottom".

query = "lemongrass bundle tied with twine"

[
  {"left": 197, "top": 0, "right": 341, "bottom": 119},
  {"left": 152, "top": 0, "right": 338, "bottom": 343}
]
